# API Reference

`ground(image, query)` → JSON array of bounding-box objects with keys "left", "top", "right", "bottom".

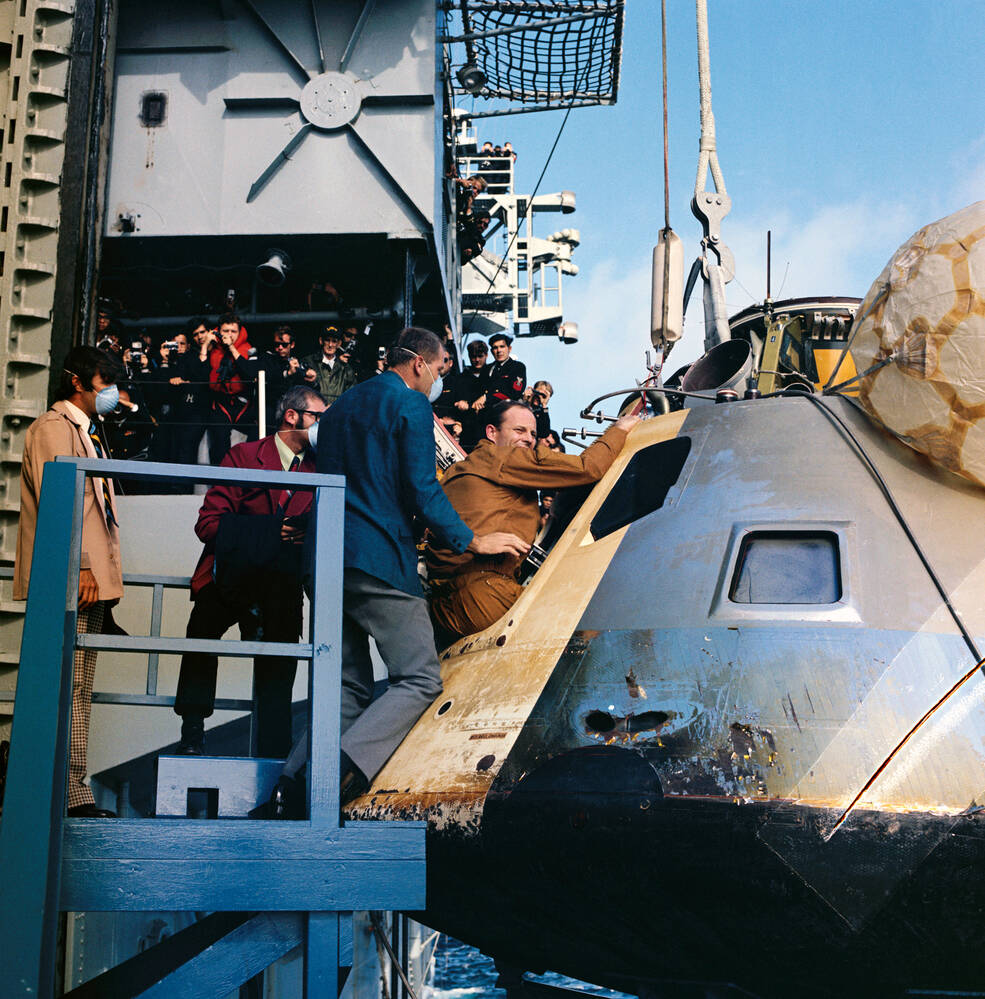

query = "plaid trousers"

[{"left": 68, "top": 601, "right": 104, "bottom": 809}]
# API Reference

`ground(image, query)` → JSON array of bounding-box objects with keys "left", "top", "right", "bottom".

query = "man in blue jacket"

[{"left": 261, "top": 327, "right": 527, "bottom": 817}]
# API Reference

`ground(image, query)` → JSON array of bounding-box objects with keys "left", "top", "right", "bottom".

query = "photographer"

[
  {"left": 206, "top": 313, "right": 256, "bottom": 464},
  {"left": 103, "top": 334, "right": 156, "bottom": 466},
  {"left": 531, "top": 379, "right": 554, "bottom": 440},
  {"left": 301, "top": 325, "right": 357, "bottom": 405},
  {"left": 256, "top": 326, "right": 306, "bottom": 431},
  {"left": 159, "top": 318, "right": 214, "bottom": 481}
]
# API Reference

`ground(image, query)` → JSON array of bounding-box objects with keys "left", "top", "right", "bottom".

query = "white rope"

[{"left": 694, "top": 0, "right": 726, "bottom": 196}]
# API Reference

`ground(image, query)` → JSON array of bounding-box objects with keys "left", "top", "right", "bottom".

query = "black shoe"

[
  {"left": 177, "top": 716, "right": 205, "bottom": 755},
  {"left": 249, "top": 775, "right": 304, "bottom": 820},
  {"left": 68, "top": 804, "right": 117, "bottom": 818},
  {"left": 340, "top": 763, "right": 369, "bottom": 808}
]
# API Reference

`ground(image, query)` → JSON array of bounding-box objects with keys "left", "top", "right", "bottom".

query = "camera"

[
  {"left": 130, "top": 340, "right": 145, "bottom": 358},
  {"left": 378, "top": 346, "right": 387, "bottom": 360},
  {"left": 162, "top": 340, "right": 179, "bottom": 350}
]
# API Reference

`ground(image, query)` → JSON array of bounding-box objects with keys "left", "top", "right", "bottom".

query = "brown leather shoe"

[{"left": 68, "top": 804, "right": 117, "bottom": 818}]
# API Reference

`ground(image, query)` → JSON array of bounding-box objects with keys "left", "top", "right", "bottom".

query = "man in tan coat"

[
  {"left": 427, "top": 401, "right": 638, "bottom": 642},
  {"left": 15, "top": 346, "right": 124, "bottom": 817}
]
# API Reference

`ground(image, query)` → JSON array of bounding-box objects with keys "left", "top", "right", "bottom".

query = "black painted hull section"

[{"left": 419, "top": 751, "right": 985, "bottom": 998}]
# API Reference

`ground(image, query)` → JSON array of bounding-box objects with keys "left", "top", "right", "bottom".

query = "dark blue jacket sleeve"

[{"left": 398, "top": 390, "right": 473, "bottom": 553}]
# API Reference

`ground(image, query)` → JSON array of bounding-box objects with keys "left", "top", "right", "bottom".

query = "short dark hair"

[
  {"left": 467, "top": 341, "right": 488, "bottom": 356},
  {"left": 485, "top": 399, "right": 533, "bottom": 436},
  {"left": 273, "top": 325, "right": 294, "bottom": 342},
  {"left": 275, "top": 385, "right": 326, "bottom": 427},
  {"left": 387, "top": 326, "right": 444, "bottom": 368},
  {"left": 58, "top": 346, "right": 121, "bottom": 400},
  {"left": 217, "top": 313, "right": 240, "bottom": 329},
  {"left": 186, "top": 316, "right": 210, "bottom": 334}
]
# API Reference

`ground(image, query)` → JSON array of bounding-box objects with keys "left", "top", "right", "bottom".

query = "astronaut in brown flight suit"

[{"left": 427, "top": 400, "right": 638, "bottom": 642}]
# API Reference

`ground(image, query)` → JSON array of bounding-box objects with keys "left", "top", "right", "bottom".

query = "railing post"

[
  {"left": 0, "top": 460, "right": 84, "bottom": 999},
  {"left": 146, "top": 581, "right": 164, "bottom": 695},
  {"left": 307, "top": 481, "right": 344, "bottom": 828},
  {"left": 304, "top": 478, "right": 346, "bottom": 990}
]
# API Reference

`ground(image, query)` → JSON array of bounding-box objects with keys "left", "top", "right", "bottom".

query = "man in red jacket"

[
  {"left": 174, "top": 385, "right": 326, "bottom": 757},
  {"left": 206, "top": 312, "right": 255, "bottom": 465}
]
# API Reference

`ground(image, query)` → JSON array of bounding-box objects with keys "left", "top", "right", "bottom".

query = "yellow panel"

[
  {"left": 356, "top": 410, "right": 689, "bottom": 818},
  {"left": 814, "top": 347, "right": 859, "bottom": 395}
]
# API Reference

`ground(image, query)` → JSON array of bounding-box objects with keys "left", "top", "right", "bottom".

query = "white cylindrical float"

[{"left": 651, "top": 229, "right": 684, "bottom": 347}]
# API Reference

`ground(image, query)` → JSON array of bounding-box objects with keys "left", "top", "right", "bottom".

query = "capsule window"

[
  {"left": 589, "top": 437, "right": 691, "bottom": 540},
  {"left": 729, "top": 531, "right": 841, "bottom": 604}
]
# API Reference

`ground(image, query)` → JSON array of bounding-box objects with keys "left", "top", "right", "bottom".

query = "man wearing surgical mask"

[
  {"left": 14, "top": 345, "right": 124, "bottom": 817},
  {"left": 256, "top": 327, "right": 528, "bottom": 819}
]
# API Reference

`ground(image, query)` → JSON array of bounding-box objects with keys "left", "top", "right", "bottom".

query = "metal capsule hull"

[{"left": 351, "top": 396, "right": 985, "bottom": 996}]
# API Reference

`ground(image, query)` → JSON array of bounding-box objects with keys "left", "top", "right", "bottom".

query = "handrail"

[
  {"left": 0, "top": 456, "right": 360, "bottom": 997},
  {"left": 0, "top": 565, "right": 256, "bottom": 711}
]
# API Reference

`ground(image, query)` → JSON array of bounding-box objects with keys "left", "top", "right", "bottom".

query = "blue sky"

[{"left": 459, "top": 0, "right": 985, "bottom": 431}]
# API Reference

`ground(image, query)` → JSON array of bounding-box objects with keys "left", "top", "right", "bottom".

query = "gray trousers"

[{"left": 285, "top": 568, "right": 442, "bottom": 782}]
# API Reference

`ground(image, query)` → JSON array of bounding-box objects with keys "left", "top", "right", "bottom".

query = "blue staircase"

[{"left": 0, "top": 457, "right": 426, "bottom": 997}]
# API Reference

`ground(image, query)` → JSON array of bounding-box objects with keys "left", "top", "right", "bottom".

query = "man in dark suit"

[
  {"left": 476, "top": 333, "right": 526, "bottom": 408},
  {"left": 174, "top": 385, "right": 327, "bottom": 758},
  {"left": 263, "top": 327, "right": 527, "bottom": 817},
  {"left": 443, "top": 339, "right": 490, "bottom": 451}
]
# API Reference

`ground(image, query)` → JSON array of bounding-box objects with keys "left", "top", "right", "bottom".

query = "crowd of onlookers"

[
  {"left": 451, "top": 139, "right": 517, "bottom": 262},
  {"left": 93, "top": 300, "right": 561, "bottom": 508}
]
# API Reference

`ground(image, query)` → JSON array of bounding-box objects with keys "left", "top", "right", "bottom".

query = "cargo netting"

[{"left": 460, "top": 0, "right": 624, "bottom": 108}]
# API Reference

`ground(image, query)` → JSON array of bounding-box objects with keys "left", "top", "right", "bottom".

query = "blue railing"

[
  {"left": 0, "top": 567, "right": 261, "bottom": 712},
  {"left": 0, "top": 457, "right": 426, "bottom": 998}
]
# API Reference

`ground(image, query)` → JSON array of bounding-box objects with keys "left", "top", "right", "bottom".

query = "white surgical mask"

[
  {"left": 403, "top": 348, "right": 443, "bottom": 403},
  {"left": 95, "top": 383, "right": 120, "bottom": 415},
  {"left": 307, "top": 419, "right": 319, "bottom": 452}
]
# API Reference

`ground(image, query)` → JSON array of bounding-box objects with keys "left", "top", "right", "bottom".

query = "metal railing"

[
  {"left": 0, "top": 567, "right": 263, "bottom": 711},
  {"left": 0, "top": 456, "right": 426, "bottom": 999}
]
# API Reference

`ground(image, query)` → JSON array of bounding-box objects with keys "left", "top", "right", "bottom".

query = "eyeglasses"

[{"left": 295, "top": 409, "right": 325, "bottom": 418}]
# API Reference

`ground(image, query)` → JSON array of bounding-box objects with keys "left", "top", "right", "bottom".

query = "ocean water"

[{"left": 428, "top": 935, "right": 632, "bottom": 999}]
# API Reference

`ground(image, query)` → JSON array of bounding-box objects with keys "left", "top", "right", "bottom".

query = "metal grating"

[{"left": 458, "top": 0, "right": 624, "bottom": 109}]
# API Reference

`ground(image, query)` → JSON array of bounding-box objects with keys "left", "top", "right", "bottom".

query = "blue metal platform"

[{"left": 0, "top": 457, "right": 426, "bottom": 997}]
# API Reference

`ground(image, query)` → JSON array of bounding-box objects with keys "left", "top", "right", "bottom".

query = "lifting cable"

[{"left": 693, "top": 0, "right": 725, "bottom": 200}]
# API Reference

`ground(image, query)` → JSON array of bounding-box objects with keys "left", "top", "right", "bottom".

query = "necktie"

[
  {"left": 88, "top": 422, "right": 118, "bottom": 527},
  {"left": 278, "top": 454, "right": 301, "bottom": 513}
]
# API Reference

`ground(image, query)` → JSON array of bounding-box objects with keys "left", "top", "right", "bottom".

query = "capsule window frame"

[
  {"left": 708, "top": 520, "right": 861, "bottom": 625},
  {"left": 584, "top": 435, "right": 693, "bottom": 543}
]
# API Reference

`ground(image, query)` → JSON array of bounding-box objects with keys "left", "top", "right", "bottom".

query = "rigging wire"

[
  {"left": 461, "top": 78, "right": 586, "bottom": 344},
  {"left": 661, "top": 0, "right": 670, "bottom": 233},
  {"left": 654, "top": 0, "right": 672, "bottom": 371},
  {"left": 806, "top": 392, "right": 982, "bottom": 664}
]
